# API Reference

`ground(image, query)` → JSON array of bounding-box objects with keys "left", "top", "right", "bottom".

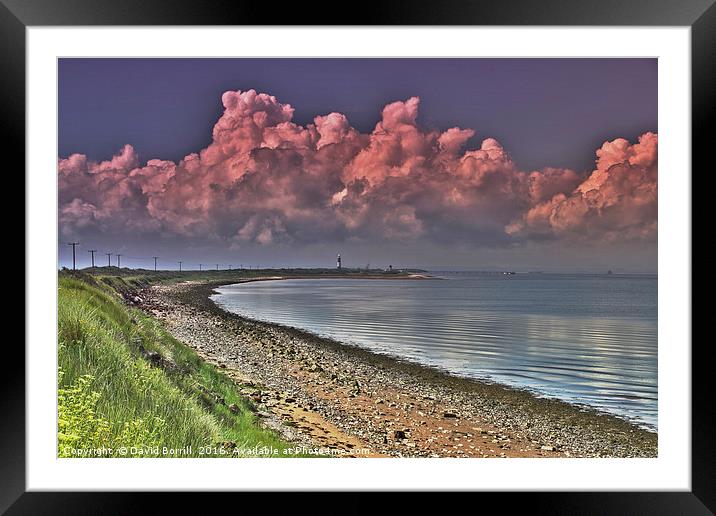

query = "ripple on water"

[{"left": 212, "top": 273, "right": 657, "bottom": 429}]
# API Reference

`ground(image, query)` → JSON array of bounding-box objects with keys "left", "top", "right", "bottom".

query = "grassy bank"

[{"left": 57, "top": 272, "right": 300, "bottom": 458}]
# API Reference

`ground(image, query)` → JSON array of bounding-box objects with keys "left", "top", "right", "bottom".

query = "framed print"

[{"left": 7, "top": 0, "right": 709, "bottom": 512}]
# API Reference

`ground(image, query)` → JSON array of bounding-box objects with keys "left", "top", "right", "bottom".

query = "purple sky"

[
  {"left": 60, "top": 58, "right": 656, "bottom": 172},
  {"left": 58, "top": 58, "right": 658, "bottom": 272}
]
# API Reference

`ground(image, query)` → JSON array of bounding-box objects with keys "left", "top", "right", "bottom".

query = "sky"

[{"left": 58, "top": 58, "right": 658, "bottom": 272}]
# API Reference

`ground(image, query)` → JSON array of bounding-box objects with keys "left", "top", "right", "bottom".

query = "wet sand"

[{"left": 140, "top": 278, "right": 657, "bottom": 458}]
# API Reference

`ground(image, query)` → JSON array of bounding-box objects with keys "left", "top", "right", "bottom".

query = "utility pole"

[
  {"left": 178, "top": 261, "right": 182, "bottom": 272},
  {"left": 116, "top": 254, "right": 122, "bottom": 268},
  {"left": 66, "top": 242, "right": 79, "bottom": 270},
  {"left": 106, "top": 252, "right": 112, "bottom": 266},
  {"left": 88, "top": 249, "right": 97, "bottom": 267},
  {"left": 153, "top": 256, "right": 158, "bottom": 271}
]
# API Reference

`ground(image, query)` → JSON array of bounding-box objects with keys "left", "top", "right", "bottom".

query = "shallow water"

[{"left": 211, "top": 272, "right": 657, "bottom": 429}]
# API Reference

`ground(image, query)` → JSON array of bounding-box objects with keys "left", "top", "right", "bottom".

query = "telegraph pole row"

[{"left": 67, "top": 245, "right": 248, "bottom": 272}]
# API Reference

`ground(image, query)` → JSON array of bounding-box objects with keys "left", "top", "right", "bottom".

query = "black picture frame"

[{"left": 5, "top": 0, "right": 708, "bottom": 512}]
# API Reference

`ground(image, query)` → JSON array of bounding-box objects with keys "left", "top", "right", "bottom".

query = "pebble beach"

[{"left": 140, "top": 279, "right": 658, "bottom": 458}]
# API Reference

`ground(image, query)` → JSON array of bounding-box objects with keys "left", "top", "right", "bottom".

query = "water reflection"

[{"left": 212, "top": 273, "right": 657, "bottom": 429}]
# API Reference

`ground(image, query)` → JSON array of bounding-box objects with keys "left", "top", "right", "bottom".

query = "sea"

[{"left": 211, "top": 272, "right": 657, "bottom": 430}]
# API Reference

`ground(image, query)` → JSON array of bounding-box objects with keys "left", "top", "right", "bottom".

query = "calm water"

[{"left": 211, "top": 273, "right": 657, "bottom": 430}]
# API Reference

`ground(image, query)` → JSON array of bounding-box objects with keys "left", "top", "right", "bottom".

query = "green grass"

[{"left": 57, "top": 274, "right": 301, "bottom": 458}]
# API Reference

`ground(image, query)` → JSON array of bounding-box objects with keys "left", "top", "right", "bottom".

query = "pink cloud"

[
  {"left": 507, "top": 132, "right": 658, "bottom": 241},
  {"left": 58, "top": 89, "right": 657, "bottom": 247}
]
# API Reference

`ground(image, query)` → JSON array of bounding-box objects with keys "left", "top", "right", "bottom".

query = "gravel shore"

[{"left": 140, "top": 278, "right": 657, "bottom": 458}]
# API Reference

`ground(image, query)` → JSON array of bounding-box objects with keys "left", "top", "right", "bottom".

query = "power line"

[
  {"left": 66, "top": 242, "right": 79, "bottom": 270},
  {"left": 61, "top": 243, "right": 254, "bottom": 273}
]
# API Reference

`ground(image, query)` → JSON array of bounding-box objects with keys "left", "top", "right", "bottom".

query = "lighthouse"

[{"left": 337, "top": 253, "right": 342, "bottom": 269}]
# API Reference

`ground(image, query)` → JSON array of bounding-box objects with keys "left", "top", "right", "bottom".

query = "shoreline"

[
  {"left": 211, "top": 275, "right": 655, "bottom": 431},
  {"left": 141, "top": 278, "right": 657, "bottom": 458}
]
